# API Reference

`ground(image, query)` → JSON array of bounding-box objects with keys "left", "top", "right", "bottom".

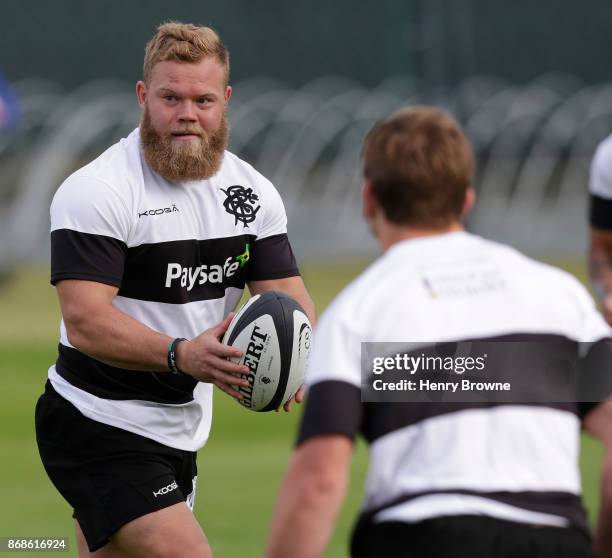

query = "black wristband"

[{"left": 168, "top": 338, "right": 187, "bottom": 375}]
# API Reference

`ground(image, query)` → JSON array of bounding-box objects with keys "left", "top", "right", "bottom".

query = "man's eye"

[
  {"left": 164, "top": 95, "right": 177, "bottom": 102},
  {"left": 197, "top": 98, "right": 210, "bottom": 105}
]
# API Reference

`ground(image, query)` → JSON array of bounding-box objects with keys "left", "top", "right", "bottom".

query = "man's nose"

[{"left": 177, "top": 100, "right": 197, "bottom": 122}]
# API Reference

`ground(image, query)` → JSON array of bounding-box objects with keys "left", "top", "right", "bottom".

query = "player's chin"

[{"left": 170, "top": 138, "right": 204, "bottom": 157}]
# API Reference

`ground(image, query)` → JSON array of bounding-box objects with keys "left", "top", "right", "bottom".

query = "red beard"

[{"left": 139, "top": 105, "right": 228, "bottom": 182}]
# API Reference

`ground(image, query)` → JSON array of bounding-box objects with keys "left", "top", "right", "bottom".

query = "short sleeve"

[
  {"left": 306, "top": 308, "right": 362, "bottom": 388},
  {"left": 296, "top": 380, "right": 362, "bottom": 445},
  {"left": 577, "top": 338, "right": 612, "bottom": 418},
  {"left": 296, "top": 305, "right": 364, "bottom": 445},
  {"left": 567, "top": 277, "right": 612, "bottom": 416},
  {"left": 50, "top": 174, "right": 131, "bottom": 287},
  {"left": 589, "top": 136, "right": 612, "bottom": 228},
  {"left": 247, "top": 234, "right": 299, "bottom": 281},
  {"left": 256, "top": 180, "right": 288, "bottom": 240},
  {"left": 247, "top": 179, "right": 299, "bottom": 281},
  {"left": 567, "top": 276, "right": 612, "bottom": 342}
]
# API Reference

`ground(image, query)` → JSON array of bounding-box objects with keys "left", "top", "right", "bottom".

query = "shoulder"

[
  {"left": 51, "top": 131, "right": 140, "bottom": 237},
  {"left": 55, "top": 130, "right": 139, "bottom": 199},
  {"left": 321, "top": 234, "right": 605, "bottom": 339},
  {"left": 592, "top": 134, "right": 612, "bottom": 172},
  {"left": 590, "top": 134, "right": 612, "bottom": 198},
  {"left": 218, "top": 151, "right": 276, "bottom": 194},
  {"left": 317, "top": 256, "right": 391, "bottom": 332},
  {"left": 480, "top": 235, "right": 590, "bottom": 296},
  {"left": 51, "top": 170, "right": 131, "bottom": 232},
  {"left": 53, "top": 130, "right": 141, "bottom": 208},
  {"left": 217, "top": 151, "right": 284, "bottom": 213},
  {"left": 306, "top": 257, "right": 392, "bottom": 387},
  {"left": 489, "top": 241, "right": 609, "bottom": 340},
  {"left": 216, "top": 151, "right": 287, "bottom": 236}
]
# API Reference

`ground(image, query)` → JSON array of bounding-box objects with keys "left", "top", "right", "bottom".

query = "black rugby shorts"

[
  {"left": 35, "top": 381, "right": 197, "bottom": 552},
  {"left": 351, "top": 515, "right": 594, "bottom": 558}
]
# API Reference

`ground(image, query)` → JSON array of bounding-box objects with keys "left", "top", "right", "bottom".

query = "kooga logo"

[
  {"left": 139, "top": 204, "right": 179, "bottom": 218},
  {"left": 153, "top": 481, "right": 178, "bottom": 498}
]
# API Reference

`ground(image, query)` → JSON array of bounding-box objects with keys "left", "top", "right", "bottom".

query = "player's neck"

[{"left": 377, "top": 221, "right": 465, "bottom": 253}]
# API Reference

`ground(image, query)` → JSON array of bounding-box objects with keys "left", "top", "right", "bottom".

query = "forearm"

[
  {"left": 292, "top": 283, "right": 316, "bottom": 326},
  {"left": 589, "top": 231, "right": 612, "bottom": 296},
  {"left": 56, "top": 280, "right": 250, "bottom": 389},
  {"left": 266, "top": 442, "right": 350, "bottom": 558},
  {"left": 594, "top": 451, "right": 612, "bottom": 558},
  {"left": 584, "top": 403, "right": 612, "bottom": 557},
  {"left": 65, "top": 300, "right": 173, "bottom": 371},
  {"left": 589, "top": 257, "right": 612, "bottom": 299},
  {"left": 267, "top": 469, "right": 347, "bottom": 558}
]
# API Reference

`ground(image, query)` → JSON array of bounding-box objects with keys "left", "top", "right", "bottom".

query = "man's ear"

[
  {"left": 462, "top": 187, "right": 476, "bottom": 220},
  {"left": 136, "top": 81, "right": 147, "bottom": 108},
  {"left": 362, "top": 179, "right": 378, "bottom": 221}
]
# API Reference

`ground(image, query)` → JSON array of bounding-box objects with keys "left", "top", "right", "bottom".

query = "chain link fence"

[{"left": 1, "top": 73, "right": 610, "bottom": 272}]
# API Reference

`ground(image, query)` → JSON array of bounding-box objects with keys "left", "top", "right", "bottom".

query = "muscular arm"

[
  {"left": 589, "top": 228, "right": 612, "bottom": 325},
  {"left": 266, "top": 436, "right": 353, "bottom": 558},
  {"left": 583, "top": 401, "right": 612, "bottom": 558},
  {"left": 58, "top": 280, "right": 173, "bottom": 370},
  {"left": 57, "top": 279, "right": 250, "bottom": 394}
]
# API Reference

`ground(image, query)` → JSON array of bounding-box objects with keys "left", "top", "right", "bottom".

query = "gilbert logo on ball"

[{"left": 222, "top": 291, "right": 312, "bottom": 411}]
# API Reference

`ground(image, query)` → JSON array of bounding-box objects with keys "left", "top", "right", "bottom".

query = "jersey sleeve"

[
  {"left": 306, "top": 307, "right": 363, "bottom": 387},
  {"left": 247, "top": 180, "right": 299, "bottom": 281},
  {"left": 578, "top": 338, "right": 612, "bottom": 418},
  {"left": 50, "top": 174, "right": 132, "bottom": 287},
  {"left": 564, "top": 276, "right": 612, "bottom": 417},
  {"left": 589, "top": 136, "right": 612, "bottom": 229},
  {"left": 296, "top": 306, "right": 363, "bottom": 445},
  {"left": 247, "top": 234, "right": 299, "bottom": 281},
  {"left": 256, "top": 178, "right": 288, "bottom": 240},
  {"left": 564, "top": 273, "right": 612, "bottom": 343}
]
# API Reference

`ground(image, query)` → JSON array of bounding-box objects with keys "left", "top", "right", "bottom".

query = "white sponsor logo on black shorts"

[{"left": 153, "top": 480, "right": 178, "bottom": 498}]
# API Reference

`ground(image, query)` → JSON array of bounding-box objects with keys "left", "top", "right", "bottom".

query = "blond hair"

[
  {"left": 362, "top": 106, "right": 474, "bottom": 228},
  {"left": 143, "top": 22, "right": 229, "bottom": 84}
]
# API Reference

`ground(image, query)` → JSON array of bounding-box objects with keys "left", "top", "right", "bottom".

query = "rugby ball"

[{"left": 222, "top": 291, "right": 312, "bottom": 412}]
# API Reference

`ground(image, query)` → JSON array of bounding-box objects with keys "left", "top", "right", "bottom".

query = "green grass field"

[{"left": 0, "top": 259, "right": 605, "bottom": 557}]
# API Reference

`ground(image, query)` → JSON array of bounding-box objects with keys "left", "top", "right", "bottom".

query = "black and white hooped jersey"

[
  {"left": 299, "top": 232, "right": 610, "bottom": 532},
  {"left": 49, "top": 128, "right": 299, "bottom": 451},
  {"left": 590, "top": 133, "right": 612, "bottom": 229}
]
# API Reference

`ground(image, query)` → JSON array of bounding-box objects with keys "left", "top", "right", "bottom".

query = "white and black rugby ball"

[{"left": 222, "top": 291, "right": 312, "bottom": 412}]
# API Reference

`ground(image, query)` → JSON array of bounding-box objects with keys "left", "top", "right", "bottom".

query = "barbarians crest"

[{"left": 221, "top": 185, "right": 261, "bottom": 227}]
